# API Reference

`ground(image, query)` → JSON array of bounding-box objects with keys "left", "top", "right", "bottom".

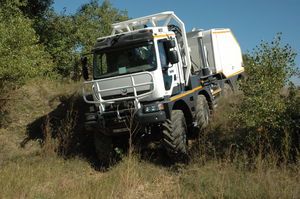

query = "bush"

[
  {"left": 233, "top": 33, "right": 299, "bottom": 159},
  {"left": 0, "top": 0, "right": 54, "bottom": 87},
  {"left": 0, "top": 0, "right": 55, "bottom": 125}
]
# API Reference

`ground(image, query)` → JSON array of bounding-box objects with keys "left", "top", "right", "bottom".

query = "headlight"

[{"left": 143, "top": 103, "right": 164, "bottom": 113}]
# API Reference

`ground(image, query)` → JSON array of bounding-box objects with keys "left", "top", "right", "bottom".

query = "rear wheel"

[
  {"left": 222, "top": 83, "right": 233, "bottom": 96},
  {"left": 162, "top": 110, "right": 188, "bottom": 162},
  {"left": 195, "top": 95, "right": 210, "bottom": 130}
]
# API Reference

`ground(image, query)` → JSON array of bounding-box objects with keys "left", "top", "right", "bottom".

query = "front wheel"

[
  {"left": 94, "top": 131, "right": 113, "bottom": 167},
  {"left": 162, "top": 110, "right": 188, "bottom": 162}
]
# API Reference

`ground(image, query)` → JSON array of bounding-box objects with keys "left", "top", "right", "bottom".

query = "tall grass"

[
  {"left": 1, "top": 151, "right": 299, "bottom": 199},
  {"left": 0, "top": 79, "right": 299, "bottom": 199}
]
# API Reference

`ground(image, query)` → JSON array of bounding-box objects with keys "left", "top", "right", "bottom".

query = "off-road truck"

[{"left": 81, "top": 11, "right": 244, "bottom": 163}]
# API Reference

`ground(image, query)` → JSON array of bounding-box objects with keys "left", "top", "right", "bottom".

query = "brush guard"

[{"left": 82, "top": 72, "right": 154, "bottom": 114}]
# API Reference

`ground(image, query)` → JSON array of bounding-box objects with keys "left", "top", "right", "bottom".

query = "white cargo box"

[{"left": 187, "top": 28, "right": 243, "bottom": 78}]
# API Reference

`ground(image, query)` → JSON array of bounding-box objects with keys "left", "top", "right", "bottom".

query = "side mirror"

[
  {"left": 164, "top": 39, "right": 176, "bottom": 49},
  {"left": 168, "top": 50, "right": 179, "bottom": 64},
  {"left": 81, "top": 57, "right": 89, "bottom": 80}
]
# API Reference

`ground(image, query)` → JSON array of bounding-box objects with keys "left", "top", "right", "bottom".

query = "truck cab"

[
  {"left": 82, "top": 12, "right": 191, "bottom": 134},
  {"left": 90, "top": 27, "right": 184, "bottom": 105}
]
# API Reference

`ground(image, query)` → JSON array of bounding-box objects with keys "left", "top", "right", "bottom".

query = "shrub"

[
  {"left": 233, "top": 33, "right": 299, "bottom": 158},
  {"left": 0, "top": 0, "right": 55, "bottom": 125},
  {"left": 0, "top": 0, "right": 54, "bottom": 87}
]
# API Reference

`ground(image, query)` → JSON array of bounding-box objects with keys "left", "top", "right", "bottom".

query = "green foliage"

[
  {"left": 0, "top": 0, "right": 127, "bottom": 124},
  {"left": 0, "top": 0, "right": 54, "bottom": 87},
  {"left": 38, "top": 11, "right": 80, "bottom": 76},
  {"left": 19, "top": 0, "right": 55, "bottom": 51},
  {"left": 0, "top": 0, "right": 128, "bottom": 78},
  {"left": 74, "top": 0, "right": 128, "bottom": 54},
  {"left": 234, "top": 33, "right": 299, "bottom": 157},
  {"left": 38, "top": 0, "right": 128, "bottom": 77},
  {"left": 19, "top": 0, "right": 53, "bottom": 19},
  {"left": 0, "top": 0, "right": 55, "bottom": 125}
]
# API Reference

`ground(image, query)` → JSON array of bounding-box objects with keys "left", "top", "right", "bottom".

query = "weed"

[
  {"left": 42, "top": 115, "right": 56, "bottom": 155},
  {"left": 57, "top": 98, "right": 78, "bottom": 156}
]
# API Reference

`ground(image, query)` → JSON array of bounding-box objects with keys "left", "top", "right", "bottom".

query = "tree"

[
  {"left": 19, "top": 0, "right": 53, "bottom": 19},
  {"left": 74, "top": 0, "right": 128, "bottom": 54},
  {"left": 0, "top": 0, "right": 54, "bottom": 87},
  {"left": 233, "top": 33, "right": 299, "bottom": 158},
  {"left": 38, "top": 11, "right": 79, "bottom": 76},
  {"left": 0, "top": 0, "right": 55, "bottom": 124},
  {"left": 38, "top": 0, "right": 128, "bottom": 77}
]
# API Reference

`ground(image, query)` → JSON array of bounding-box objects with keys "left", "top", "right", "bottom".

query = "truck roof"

[
  {"left": 111, "top": 11, "right": 175, "bottom": 34},
  {"left": 96, "top": 26, "right": 168, "bottom": 41},
  {"left": 108, "top": 11, "right": 192, "bottom": 85}
]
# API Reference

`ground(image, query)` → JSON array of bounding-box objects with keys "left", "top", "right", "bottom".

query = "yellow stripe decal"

[
  {"left": 212, "top": 89, "right": 222, "bottom": 95},
  {"left": 213, "top": 30, "right": 242, "bottom": 51},
  {"left": 170, "top": 69, "right": 243, "bottom": 101},
  {"left": 213, "top": 30, "right": 231, "bottom": 34},
  {"left": 154, "top": 34, "right": 175, "bottom": 38},
  {"left": 170, "top": 86, "right": 203, "bottom": 101},
  {"left": 225, "top": 68, "right": 244, "bottom": 78}
]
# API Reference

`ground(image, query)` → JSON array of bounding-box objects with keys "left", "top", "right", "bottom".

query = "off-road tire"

[
  {"left": 162, "top": 110, "right": 188, "bottom": 162},
  {"left": 94, "top": 131, "right": 113, "bottom": 167},
  {"left": 222, "top": 83, "right": 233, "bottom": 96},
  {"left": 195, "top": 95, "right": 210, "bottom": 130}
]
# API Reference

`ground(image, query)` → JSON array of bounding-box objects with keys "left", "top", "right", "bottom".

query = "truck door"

[{"left": 157, "top": 39, "right": 181, "bottom": 95}]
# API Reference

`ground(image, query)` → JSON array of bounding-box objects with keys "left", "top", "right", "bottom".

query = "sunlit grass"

[{"left": 0, "top": 79, "right": 299, "bottom": 199}]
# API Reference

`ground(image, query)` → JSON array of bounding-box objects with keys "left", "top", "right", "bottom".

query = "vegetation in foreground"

[
  {"left": 0, "top": 79, "right": 299, "bottom": 199},
  {"left": 1, "top": 150, "right": 299, "bottom": 199}
]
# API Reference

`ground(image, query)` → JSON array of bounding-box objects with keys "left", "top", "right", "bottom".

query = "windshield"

[{"left": 93, "top": 42, "right": 156, "bottom": 79}]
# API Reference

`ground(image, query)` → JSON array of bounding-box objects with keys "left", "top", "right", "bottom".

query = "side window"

[
  {"left": 101, "top": 54, "right": 108, "bottom": 74},
  {"left": 158, "top": 40, "right": 172, "bottom": 90},
  {"left": 158, "top": 41, "right": 168, "bottom": 68},
  {"left": 93, "top": 54, "right": 101, "bottom": 77},
  {"left": 93, "top": 53, "right": 107, "bottom": 78}
]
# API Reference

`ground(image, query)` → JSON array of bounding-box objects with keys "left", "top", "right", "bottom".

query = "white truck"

[{"left": 81, "top": 11, "right": 244, "bottom": 163}]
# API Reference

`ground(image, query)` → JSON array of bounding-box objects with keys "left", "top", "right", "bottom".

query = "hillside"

[{"left": 0, "top": 79, "right": 299, "bottom": 199}]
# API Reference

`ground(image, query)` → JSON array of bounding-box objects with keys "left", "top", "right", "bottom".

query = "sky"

[{"left": 53, "top": 0, "right": 300, "bottom": 84}]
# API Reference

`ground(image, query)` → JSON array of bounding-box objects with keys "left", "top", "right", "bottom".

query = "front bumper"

[
  {"left": 135, "top": 109, "right": 166, "bottom": 124},
  {"left": 84, "top": 103, "right": 167, "bottom": 135}
]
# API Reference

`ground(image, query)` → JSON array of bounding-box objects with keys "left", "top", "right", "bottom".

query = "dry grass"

[
  {"left": 0, "top": 79, "right": 299, "bottom": 199},
  {"left": 1, "top": 152, "right": 299, "bottom": 199},
  {"left": 179, "top": 156, "right": 300, "bottom": 199}
]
